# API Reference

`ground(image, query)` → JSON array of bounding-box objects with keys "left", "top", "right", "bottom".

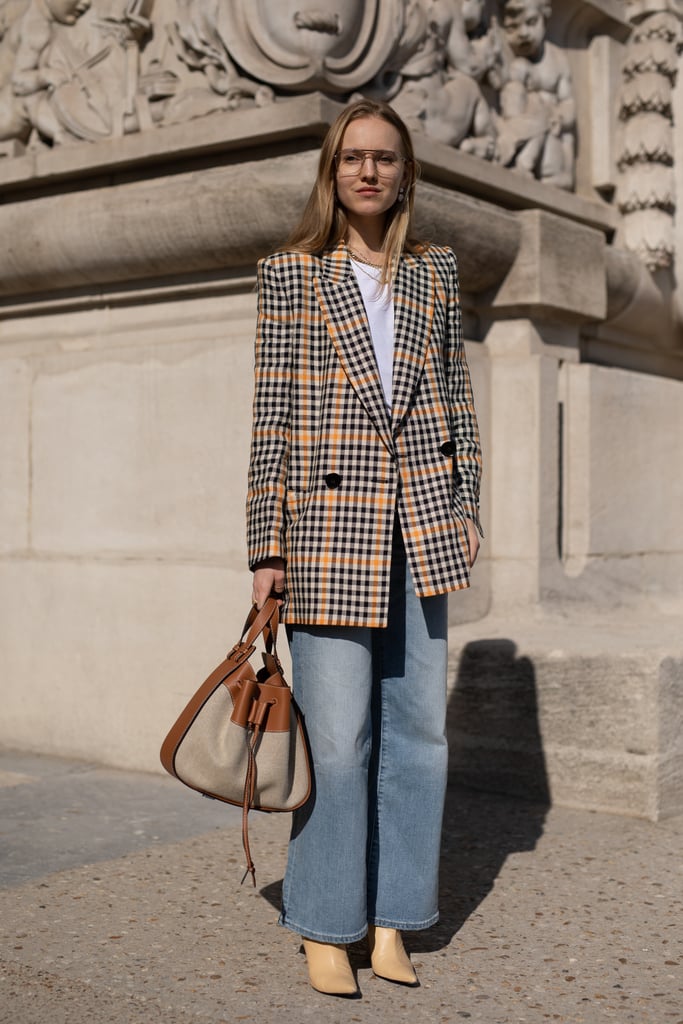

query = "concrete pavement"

[{"left": 1, "top": 749, "right": 681, "bottom": 1024}]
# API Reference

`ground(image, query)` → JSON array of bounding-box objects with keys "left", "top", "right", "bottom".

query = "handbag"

[{"left": 160, "top": 598, "right": 311, "bottom": 884}]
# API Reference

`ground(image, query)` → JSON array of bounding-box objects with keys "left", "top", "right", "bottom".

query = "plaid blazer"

[{"left": 247, "top": 243, "right": 482, "bottom": 627}]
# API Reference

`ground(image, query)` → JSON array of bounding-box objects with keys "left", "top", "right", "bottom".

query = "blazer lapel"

[
  {"left": 315, "top": 246, "right": 393, "bottom": 451},
  {"left": 391, "top": 253, "right": 435, "bottom": 435}
]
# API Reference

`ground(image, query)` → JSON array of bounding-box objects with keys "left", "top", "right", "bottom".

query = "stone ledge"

[
  {"left": 446, "top": 615, "right": 683, "bottom": 821},
  {"left": 0, "top": 152, "right": 525, "bottom": 301},
  {"left": 0, "top": 93, "right": 342, "bottom": 193},
  {"left": 0, "top": 92, "right": 616, "bottom": 239},
  {"left": 415, "top": 136, "right": 618, "bottom": 236}
]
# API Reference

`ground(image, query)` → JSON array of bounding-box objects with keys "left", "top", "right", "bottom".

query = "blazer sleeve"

[
  {"left": 246, "top": 257, "right": 292, "bottom": 569},
  {"left": 445, "top": 250, "right": 483, "bottom": 535}
]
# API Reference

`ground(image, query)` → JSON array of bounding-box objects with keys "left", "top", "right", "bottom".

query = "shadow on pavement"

[
  {"left": 411, "top": 637, "right": 550, "bottom": 951},
  {"left": 260, "top": 636, "right": 550, "bottom": 955}
]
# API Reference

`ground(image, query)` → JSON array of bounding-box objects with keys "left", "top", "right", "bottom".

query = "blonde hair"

[{"left": 284, "top": 99, "right": 423, "bottom": 284}]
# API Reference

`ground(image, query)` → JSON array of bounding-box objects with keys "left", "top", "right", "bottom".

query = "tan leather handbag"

[{"left": 160, "top": 599, "right": 311, "bottom": 884}]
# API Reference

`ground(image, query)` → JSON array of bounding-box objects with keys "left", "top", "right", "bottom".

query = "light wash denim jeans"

[{"left": 279, "top": 527, "right": 449, "bottom": 943}]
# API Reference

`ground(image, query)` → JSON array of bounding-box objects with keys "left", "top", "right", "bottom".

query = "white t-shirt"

[{"left": 351, "top": 260, "right": 394, "bottom": 411}]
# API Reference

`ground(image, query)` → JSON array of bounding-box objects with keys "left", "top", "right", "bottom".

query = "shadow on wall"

[{"left": 409, "top": 639, "right": 550, "bottom": 952}]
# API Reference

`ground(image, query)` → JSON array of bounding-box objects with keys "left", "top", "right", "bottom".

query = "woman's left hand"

[
  {"left": 252, "top": 556, "right": 286, "bottom": 609},
  {"left": 466, "top": 518, "right": 480, "bottom": 567}
]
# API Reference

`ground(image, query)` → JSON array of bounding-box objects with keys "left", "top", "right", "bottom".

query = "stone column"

[{"left": 481, "top": 209, "right": 606, "bottom": 610}]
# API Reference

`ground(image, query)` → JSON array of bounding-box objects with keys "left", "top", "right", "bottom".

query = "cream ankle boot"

[
  {"left": 367, "top": 925, "right": 419, "bottom": 985},
  {"left": 302, "top": 939, "right": 359, "bottom": 996}
]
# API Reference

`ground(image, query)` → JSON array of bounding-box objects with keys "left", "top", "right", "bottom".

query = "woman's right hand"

[{"left": 251, "top": 557, "right": 286, "bottom": 609}]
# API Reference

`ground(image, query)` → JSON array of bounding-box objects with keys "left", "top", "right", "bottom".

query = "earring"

[{"left": 397, "top": 186, "right": 406, "bottom": 204}]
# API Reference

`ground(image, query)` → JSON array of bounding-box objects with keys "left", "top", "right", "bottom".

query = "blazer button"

[
  {"left": 324, "top": 473, "right": 342, "bottom": 489},
  {"left": 440, "top": 441, "right": 456, "bottom": 457}
]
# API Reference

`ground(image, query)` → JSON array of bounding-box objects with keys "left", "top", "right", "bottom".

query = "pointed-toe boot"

[
  {"left": 302, "top": 939, "right": 359, "bottom": 997},
  {"left": 368, "top": 925, "right": 419, "bottom": 986}
]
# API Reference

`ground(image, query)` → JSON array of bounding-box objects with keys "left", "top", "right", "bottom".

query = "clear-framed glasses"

[{"left": 335, "top": 149, "right": 407, "bottom": 177}]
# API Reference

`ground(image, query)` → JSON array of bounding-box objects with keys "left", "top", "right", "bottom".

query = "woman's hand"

[
  {"left": 466, "top": 518, "right": 480, "bottom": 567},
  {"left": 252, "top": 557, "right": 286, "bottom": 609}
]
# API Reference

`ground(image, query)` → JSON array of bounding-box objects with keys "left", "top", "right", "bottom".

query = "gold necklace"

[
  {"left": 346, "top": 245, "right": 383, "bottom": 269},
  {"left": 352, "top": 258, "right": 382, "bottom": 282}
]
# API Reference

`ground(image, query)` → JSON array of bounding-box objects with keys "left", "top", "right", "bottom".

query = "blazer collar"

[
  {"left": 315, "top": 245, "right": 435, "bottom": 443},
  {"left": 315, "top": 246, "right": 392, "bottom": 451},
  {"left": 390, "top": 251, "right": 434, "bottom": 433}
]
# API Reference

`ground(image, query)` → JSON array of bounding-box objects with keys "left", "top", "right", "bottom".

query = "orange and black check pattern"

[{"left": 247, "top": 243, "right": 482, "bottom": 627}]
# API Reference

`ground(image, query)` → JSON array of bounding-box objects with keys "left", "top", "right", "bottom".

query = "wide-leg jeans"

[{"left": 279, "top": 530, "right": 449, "bottom": 943}]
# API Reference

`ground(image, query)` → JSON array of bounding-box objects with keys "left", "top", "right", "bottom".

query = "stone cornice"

[
  {"left": 0, "top": 92, "right": 617, "bottom": 232},
  {"left": 0, "top": 94, "right": 679, "bottom": 374}
]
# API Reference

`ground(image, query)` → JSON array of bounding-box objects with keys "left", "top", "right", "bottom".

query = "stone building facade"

[{"left": 0, "top": 0, "right": 681, "bottom": 819}]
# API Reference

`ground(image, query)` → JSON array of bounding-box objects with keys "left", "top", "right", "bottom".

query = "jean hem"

[
  {"left": 368, "top": 911, "right": 439, "bottom": 931},
  {"left": 278, "top": 913, "right": 368, "bottom": 945}
]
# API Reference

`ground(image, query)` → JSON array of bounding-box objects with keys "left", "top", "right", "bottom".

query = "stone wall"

[
  {"left": 0, "top": 0, "right": 681, "bottom": 819},
  {"left": 0, "top": 288, "right": 257, "bottom": 771}
]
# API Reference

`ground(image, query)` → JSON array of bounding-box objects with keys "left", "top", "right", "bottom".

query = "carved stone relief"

[
  {"left": 217, "top": 0, "right": 404, "bottom": 92},
  {"left": 616, "top": 3, "right": 682, "bottom": 271},
  {"left": 160, "top": 1, "right": 274, "bottom": 125},
  {"left": 1, "top": 0, "right": 679, "bottom": 276},
  {"left": 495, "top": 0, "right": 575, "bottom": 188},
  {"left": 382, "top": 0, "right": 502, "bottom": 161},
  {"left": 0, "top": 0, "right": 156, "bottom": 146},
  {"left": 0, "top": 0, "right": 577, "bottom": 187}
]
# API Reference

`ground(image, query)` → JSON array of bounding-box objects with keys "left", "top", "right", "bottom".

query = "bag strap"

[
  {"left": 228, "top": 599, "right": 280, "bottom": 669},
  {"left": 241, "top": 730, "right": 259, "bottom": 885},
  {"left": 241, "top": 598, "right": 280, "bottom": 652},
  {"left": 238, "top": 599, "right": 284, "bottom": 885},
  {"left": 240, "top": 690, "right": 278, "bottom": 886}
]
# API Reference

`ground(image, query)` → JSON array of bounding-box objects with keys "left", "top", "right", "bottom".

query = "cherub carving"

[
  {"left": 495, "top": 0, "right": 575, "bottom": 188},
  {"left": 390, "top": 0, "right": 501, "bottom": 158},
  {"left": 0, "top": 1, "right": 30, "bottom": 145},
  {"left": 0, "top": 0, "right": 96, "bottom": 145}
]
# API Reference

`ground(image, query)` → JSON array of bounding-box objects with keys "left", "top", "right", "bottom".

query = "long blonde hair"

[{"left": 284, "top": 99, "right": 423, "bottom": 283}]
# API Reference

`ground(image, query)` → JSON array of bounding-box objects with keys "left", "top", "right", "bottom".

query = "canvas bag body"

[{"left": 160, "top": 601, "right": 311, "bottom": 813}]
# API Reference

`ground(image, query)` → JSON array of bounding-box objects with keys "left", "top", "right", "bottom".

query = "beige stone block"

[
  {"left": 486, "top": 321, "right": 559, "bottom": 571},
  {"left": 447, "top": 621, "right": 683, "bottom": 820},
  {"left": 32, "top": 339, "right": 253, "bottom": 557},
  {"left": 563, "top": 363, "right": 683, "bottom": 564},
  {"left": 0, "top": 559, "right": 257, "bottom": 774},
  {"left": 0, "top": 360, "right": 30, "bottom": 552},
  {"left": 492, "top": 210, "right": 606, "bottom": 322},
  {"left": 675, "top": 74, "right": 683, "bottom": 327},
  {"left": 488, "top": 559, "right": 540, "bottom": 608},
  {"left": 0, "top": 153, "right": 319, "bottom": 298},
  {"left": 658, "top": 656, "right": 683, "bottom": 819},
  {"left": 542, "top": 746, "right": 658, "bottom": 820}
]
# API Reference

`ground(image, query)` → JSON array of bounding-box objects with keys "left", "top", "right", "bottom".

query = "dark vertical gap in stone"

[{"left": 557, "top": 395, "right": 564, "bottom": 561}]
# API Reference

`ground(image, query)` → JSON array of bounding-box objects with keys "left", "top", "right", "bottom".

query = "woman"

[{"left": 247, "top": 99, "right": 482, "bottom": 996}]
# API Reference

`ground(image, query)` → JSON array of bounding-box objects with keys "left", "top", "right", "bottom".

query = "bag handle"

[{"left": 238, "top": 598, "right": 280, "bottom": 655}]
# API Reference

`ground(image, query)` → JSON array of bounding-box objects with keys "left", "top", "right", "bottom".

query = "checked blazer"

[{"left": 246, "top": 242, "right": 482, "bottom": 627}]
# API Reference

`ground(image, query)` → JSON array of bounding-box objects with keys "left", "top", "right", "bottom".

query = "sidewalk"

[{"left": 1, "top": 749, "right": 680, "bottom": 1024}]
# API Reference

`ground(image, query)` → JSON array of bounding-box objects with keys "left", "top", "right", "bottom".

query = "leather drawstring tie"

[{"left": 240, "top": 696, "right": 275, "bottom": 886}]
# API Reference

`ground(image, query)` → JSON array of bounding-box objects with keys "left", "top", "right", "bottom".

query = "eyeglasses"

[{"left": 335, "top": 149, "right": 407, "bottom": 177}]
